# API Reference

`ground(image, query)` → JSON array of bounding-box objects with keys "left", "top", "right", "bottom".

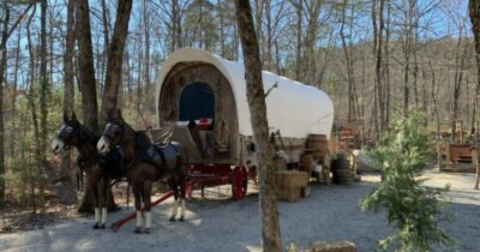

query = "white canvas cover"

[{"left": 155, "top": 48, "right": 334, "bottom": 138}]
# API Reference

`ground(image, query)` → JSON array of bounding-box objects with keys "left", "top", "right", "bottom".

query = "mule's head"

[
  {"left": 51, "top": 111, "right": 81, "bottom": 154},
  {"left": 97, "top": 109, "right": 125, "bottom": 154}
]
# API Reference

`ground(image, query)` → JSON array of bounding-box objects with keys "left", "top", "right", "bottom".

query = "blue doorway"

[{"left": 179, "top": 82, "right": 215, "bottom": 121}]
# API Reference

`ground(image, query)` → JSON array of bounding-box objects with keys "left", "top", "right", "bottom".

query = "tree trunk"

[
  {"left": 76, "top": 0, "right": 117, "bottom": 213},
  {"left": 100, "top": 0, "right": 111, "bottom": 91},
  {"left": 294, "top": 0, "right": 303, "bottom": 81},
  {"left": 26, "top": 6, "right": 42, "bottom": 212},
  {"left": 0, "top": 3, "right": 9, "bottom": 207},
  {"left": 469, "top": 0, "right": 480, "bottom": 188},
  {"left": 10, "top": 21, "right": 22, "bottom": 159},
  {"left": 60, "top": 0, "right": 78, "bottom": 204},
  {"left": 371, "top": 0, "right": 380, "bottom": 137},
  {"left": 402, "top": 0, "right": 416, "bottom": 119},
  {"left": 304, "top": 1, "right": 322, "bottom": 85},
  {"left": 254, "top": 0, "right": 264, "bottom": 65},
  {"left": 275, "top": 40, "right": 283, "bottom": 75},
  {"left": 264, "top": 0, "right": 272, "bottom": 71},
  {"left": 76, "top": 0, "right": 99, "bottom": 132},
  {"left": 234, "top": 0, "right": 282, "bottom": 251},
  {"left": 376, "top": 0, "right": 385, "bottom": 131},
  {"left": 233, "top": 18, "right": 239, "bottom": 61},
  {"left": 171, "top": 0, "right": 179, "bottom": 52},
  {"left": 384, "top": 0, "right": 391, "bottom": 124},
  {"left": 452, "top": 26, "right": 469, "bottom": 133},
  {"left": 341, "top": 0, "right": 356, "bottom": 124},
  {"left": 411, "top": 2, "right": 420, "bottom": 111},
  {"left": 429, "top": 61, "right": 441, "bottom": 170},
  {"left": 38, "top": 0, "right": 49, "bottom": 208},
  {"left": 100, "top": 0, "right": 133, "bottom": 124},
  {"left": 143, "top": 0, "right": 152, "bottom": 110}
]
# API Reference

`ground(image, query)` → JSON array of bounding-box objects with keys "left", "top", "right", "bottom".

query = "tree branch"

[{"left": 0, "top": 3, "right": 34, "bottom": 52}]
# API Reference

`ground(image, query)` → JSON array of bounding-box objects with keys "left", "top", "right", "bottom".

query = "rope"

[{"left": 136, "top": 103, "right": 151, "bottom": 131}]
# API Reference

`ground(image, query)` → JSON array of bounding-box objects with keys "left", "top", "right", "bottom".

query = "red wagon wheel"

[{"left": 232, "top": 166, "right": 248, "bottom": 201}]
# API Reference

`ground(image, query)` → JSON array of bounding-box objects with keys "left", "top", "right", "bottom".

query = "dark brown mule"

[
  {"left": 97, "top": 109, "right": 187, "bottom": 234},
  {"left": 51, "top": 112, "right": 123, "bottom": 229}
]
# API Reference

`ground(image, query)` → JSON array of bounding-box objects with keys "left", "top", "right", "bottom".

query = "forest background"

[{"left": 0, "top": 0, "right": 472, "bottom": 211}]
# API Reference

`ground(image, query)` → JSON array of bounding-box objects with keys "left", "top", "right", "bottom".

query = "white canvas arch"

[{"left": 155, "top": 47, "right": 334, "bottom": 138}]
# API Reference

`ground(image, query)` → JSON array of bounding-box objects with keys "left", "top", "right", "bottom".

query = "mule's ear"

[
  {"left": 116, "top": 109, "right": 123, "bottom": 120},
  {"left": 107, "top": 109, "right": 115, "bottom": 119},
  {"left": 63, "top": 111, "right": 68, "bottom": 122},
  {"left": 71, "top": 111, "right": 77, "bottom": 121}
]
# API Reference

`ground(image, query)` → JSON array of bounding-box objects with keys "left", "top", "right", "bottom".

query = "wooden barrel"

[
  {"left": 305, "top": 134, "right": 328, "bottom": 159},
  {"left": 331, "top": 154, "right": 352, "bottom": 185}
]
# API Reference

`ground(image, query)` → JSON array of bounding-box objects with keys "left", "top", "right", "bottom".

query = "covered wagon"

[{"left": 154, "top": 48, "right": 334, "bottom": 200}]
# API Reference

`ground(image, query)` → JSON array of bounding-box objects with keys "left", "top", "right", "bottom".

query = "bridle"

[
  {"left": 101, "top": 119, "right": 146, "bottom": 170},
  {"left": 102, "top": 120, "right": 126, "bottom": 148},
  {"left": 57, "top": 123, "right": 79, "bottom": 151}
]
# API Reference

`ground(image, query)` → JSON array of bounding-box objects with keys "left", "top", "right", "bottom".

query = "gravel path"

[{"left": 1, "top": 170, "right": 479, "bottom": 252}]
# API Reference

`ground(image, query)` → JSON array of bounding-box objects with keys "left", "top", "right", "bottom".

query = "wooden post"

[
  {"left": 456, "top": 120, "right": 464, "bottom": 144},
  {"left": 474, "top": 148, "right": 480, "bottom": 189},
  {"left": 324, "top": 152, "right": 331, "bottom": 185},
  {"left": 446, "top": 144, "right": 452, "bottom": 170},
  {"left": 475, "top": 163, "right": 480, "bottom": 190},
  {"left": 437, "top": 142, "right": 442, "bottom": 171}
]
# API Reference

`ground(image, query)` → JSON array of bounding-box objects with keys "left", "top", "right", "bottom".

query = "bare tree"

[
  {"left": 38, "top": 0, "right": 49, "bottom": 208},
  {"left": 10, "top": 19, "right": 22, "bottom": 159},
  {"left": 373, "top": 0, "right": 385, "bottom": 131},
  {"left": 291, "top": 0, "right": 303, "bottom": 81},
  {"left": 341, "top": 0, "right": 359, "bottom": 124},
  {"left": 26, "top": 4, "right": 41, "bottom": 212},
  {"left": 143, "top": 0, "right": 152, "bottom": 109},
  {"left": 0, "top": 2, "right": 10, "bottom": 207},
  {"left": 76, "top": 0, "right": 99, "bottom": 132},
  {"left": 469, "top": 0, "right": 480, "bottom": 189},
  {"left": 384, "top": 0, "right": 391, "bottom": 124},
  {"left": 60, "top": 0, "right": 77, "bottom": 204},
  {"left": 263, "top": 1, "right": 286, "bottom": 72},
  {"left": 234, "top": 0, "right": 282, "bottom": 251},
  {"left": 0, "top": 1, "right": 34, "bottom": 208},
  {"left": 76, "top": 0, "right": 101, "bottom": 213},
  {"left": 100, "top": 0, "right": 133, "bottom": 123}
]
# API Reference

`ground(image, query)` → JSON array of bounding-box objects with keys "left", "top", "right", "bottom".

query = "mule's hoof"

[
  {"left": 144, "top": 228, "right": 151, "bottom": 234},
  {"left": 179, "top": 216, "right": 185, "bottom": 222},
  {"left": 134, "top": 228, "right": 142, "bottom": 234},
  {"left": 98, "top": 223, "right": 106, "bottom": 229},
  {"left": 169, "top": 217, "right": 176, "bottom": 222},
  {"left": 92, "top": 223, "right": 100, "bottom": 229}
]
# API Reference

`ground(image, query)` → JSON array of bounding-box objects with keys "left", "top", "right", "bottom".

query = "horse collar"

[{"left": 77, "top": 155, "right": 96, "bottom": 170}]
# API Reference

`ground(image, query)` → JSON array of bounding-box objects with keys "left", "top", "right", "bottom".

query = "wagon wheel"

[
  {"left": 186, "top": 182, "right": 194, "bottom": 198},
  {"left": 232, "top": 166, "right": 248, "bottom": 201}
]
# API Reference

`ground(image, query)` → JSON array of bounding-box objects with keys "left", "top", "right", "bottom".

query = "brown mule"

[
  {"left": 97, "top": 109, "right": 187, "bottom": 234},
  {"left": 51, "top": 112, "right": 123, "bottom": 229}
]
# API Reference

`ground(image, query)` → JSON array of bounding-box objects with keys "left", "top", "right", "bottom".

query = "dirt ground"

[
  {"left": 0, "top": 182, "right": 132, "bottom": 235},
  {"left": 0, "top": 169, "right": 479, "bottom": 252}
]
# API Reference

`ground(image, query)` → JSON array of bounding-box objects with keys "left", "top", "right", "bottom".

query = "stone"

[{"left": 309, "top": 241, "right": 357, "bottom": 252}]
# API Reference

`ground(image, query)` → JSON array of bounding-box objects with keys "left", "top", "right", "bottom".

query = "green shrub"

[
  {"left": 6, "top": 138, "right": 43, "bottom": 208},
  {"left": 361, "top": 112, "right": 455, "bottom": 252},
  {"left": 287, "top": 243, "right": 299, "bottom": 252}
]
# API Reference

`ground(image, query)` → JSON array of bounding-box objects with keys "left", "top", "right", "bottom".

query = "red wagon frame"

[{"left": 110, "top": 164, "right": 248, "bottom": 232}]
